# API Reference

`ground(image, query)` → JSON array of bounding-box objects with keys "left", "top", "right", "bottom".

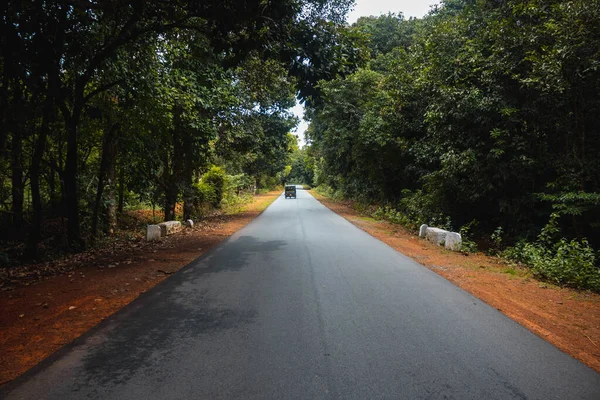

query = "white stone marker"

[
  {"left": 146, "top": 225, "right": 161, "bottom": 241},
  {"left": 158, "top": 221, "right": 182, "bottom": 237},
  {"left": 444, "top": 232, "right": 462, "bottom": 251}
]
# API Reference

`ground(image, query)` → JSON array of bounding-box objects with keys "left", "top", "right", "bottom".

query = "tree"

[{"left": 0, "top": 0, "right": 358, "bottom": 257}]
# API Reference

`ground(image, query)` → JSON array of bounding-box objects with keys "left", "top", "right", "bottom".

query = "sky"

[{"left": 292, "top": 0, "right": 440, "bottom": 146}]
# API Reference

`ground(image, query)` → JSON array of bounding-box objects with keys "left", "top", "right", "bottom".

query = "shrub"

[
  {"left": 372, "top": 206, "right": 414, "bottom": 228},
  {"left": 258, "top": 175, "right": 279, "bottom": 191},
  {"left": 504, "top": 214, "right": 600, "bottom": 291},
  {"left": 314, "top": 184, "right": 335, "bottom": 198},
  {"left": 201, "top": 166, "right": 226, "bottom": 208},
  {"left": 226, "top": 173, "right": 254, "bottom": 195},
  {"left": 187, "top": 181, "right": 216, "bottom": 218},
  {"left": 458, "top": 222, "right": 479, "bottom": 253},
  {"left": 518, "top": 239, "right": 599, "bottom": 291}
]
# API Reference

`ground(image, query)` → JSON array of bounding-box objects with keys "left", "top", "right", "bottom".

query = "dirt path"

[
  {"left": 0, "top": 192, "right": 280, "bottom": 385},
  {"left": 312, "top": 192, "right": 600, "bottom": 373}
]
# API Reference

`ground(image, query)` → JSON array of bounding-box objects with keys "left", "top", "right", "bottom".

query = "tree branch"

[{"left": 84, "top": 79, "right": 124, "bottom": 102}]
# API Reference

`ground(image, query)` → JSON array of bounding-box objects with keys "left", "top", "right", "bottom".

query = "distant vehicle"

[{"left": 284, "top": 185, "right": 297, "bottom": 199}]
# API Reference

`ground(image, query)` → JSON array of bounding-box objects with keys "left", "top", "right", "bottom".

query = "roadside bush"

[
  {"left": 187, "top": 181, "right": 216, "bottom": 218},
  {"left": 458, "top": 221, "right": 479, "bottom": 253},
  {"left": 516, "top": 239, "right": 599, "bottom": 291},
  {"left": 221, "top": 174, "right": 254, "bottom": 213},
  {"left": 258, "top": 175, "right": 279, "bottom": 191},
  {"left": 226, "top": 173, "right": 255, "bottom": 195},
  {"left": 504, "top": 214, "right": 600, "bottom": 291},
  {"left": 194, "top": 181, "right": 216, "bottom": 206},
  {"left": 314, "top": 184, "right": 334, "bottom": 198},
  {"left": 372, "top": 206, "right": 413, "bottom": 228},
  {"left": 201, "top": 166, "right": 226, "bottom": 208}
]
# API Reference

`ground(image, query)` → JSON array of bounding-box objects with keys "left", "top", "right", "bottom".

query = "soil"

[
  {"left": 311, "top": 191, "right": 600, "bottom": 374},
  {"left": 0, "top": 191, "right": 279, "bottom": 385}
]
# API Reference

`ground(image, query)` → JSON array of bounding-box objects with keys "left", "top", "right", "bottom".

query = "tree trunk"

[
  {"left": 182, "top": 175, "right": 194, "bottom": 220},
  {"left": 183, "top": 191, "right": 193, "bottom": 220},
  {"left": 163, "top": 104, "right": 183, "bottom": 221},
  {"left": 90, "top": 125, "right": 118, "bottom": 243},
  {"left": 10, "top": 131, "right": 24, "bottom": 234},
  {"left": 164, "top": 185, "right": 177, "bottom": 221},
  {"left": 105, "top": 136, "right": 118, "bottom": 234},
  {"left": 118, "top": 161, "right": 125, "bottom": 213},
  {"left": 46, "top": 167, "right": 57, "bottom": 215},
  {"left": 64, "top": 108, "right": 84, "bottom": 250},
  {"left": 26, "top": 94, "right": 53, "bottom": 256}
]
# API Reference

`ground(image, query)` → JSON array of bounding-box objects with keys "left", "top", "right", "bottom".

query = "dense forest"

[
  {"left": 0, "top": 0, "right": 358, "bottom": 257},
  {"left": 2, "top": 0, "right": 600, "bottom": 290},
  {"left": 290, "top": 0, "right": 600, "bottom": 290}
]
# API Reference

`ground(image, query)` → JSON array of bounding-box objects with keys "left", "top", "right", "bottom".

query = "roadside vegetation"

[
  {"left": 2, "top": 0, "right": 599, "bottom": 291},
  {"left": 292, "top": 0, "right": 600, "bottom": 291},
  {"left": 0, "top": 0, "right": 359, "bottom": 265}
]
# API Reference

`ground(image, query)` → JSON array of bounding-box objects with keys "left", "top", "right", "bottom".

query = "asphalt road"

[{"left": 2, "top": 187, "right": 600, "bottom": 399}]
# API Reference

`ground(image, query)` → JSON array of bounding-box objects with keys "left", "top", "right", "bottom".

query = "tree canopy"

[
  {"left": 0, "top": 0, "right": 357, "bottom": 255},
  {"left": 298, "top": 0, "right": 600, "bottom": 288}
]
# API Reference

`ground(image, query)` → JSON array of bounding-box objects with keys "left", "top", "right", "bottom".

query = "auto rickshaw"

[{"left": 285, "top": 185, "right": 297, "bottom": 199}]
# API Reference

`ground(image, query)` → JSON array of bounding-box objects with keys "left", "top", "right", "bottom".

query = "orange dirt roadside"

[
  {"left": 0, "top": 191, "right": 280, "bottom": 385},
  {"left": 312, "top": 191, "right": 600, "bottom": 374}
]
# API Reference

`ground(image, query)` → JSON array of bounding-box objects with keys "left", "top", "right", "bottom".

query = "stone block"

[
  {"left": 185, "top": 219, "right": 194, "bottom": 228},
  {"left": 146, "top": 225, "right": 161, "bottom": 242},
  {"left": 425, "top": 227, "right": 448, "bottom": 246},
  {"left": 158, "top": 221, "right": 182, "bottom": 237},
  {"left": 419, "top": 224, "right": 428, "bottom": 238},
  {"left": 445, "top": 232, "right": 462, "bottom": 251}
]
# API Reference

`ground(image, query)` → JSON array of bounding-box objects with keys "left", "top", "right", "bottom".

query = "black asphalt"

[{"left": 2, "top": 187, "right": 600, "bottom": 399}]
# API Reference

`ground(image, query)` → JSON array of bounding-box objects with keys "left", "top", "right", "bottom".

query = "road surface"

[{"left": 2, "top": 187, "right": 600, "bottom": 399}]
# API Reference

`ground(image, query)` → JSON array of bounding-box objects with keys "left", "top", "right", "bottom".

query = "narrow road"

[{"left": 2, "top": 188, "right": 600, "bottom": 399}]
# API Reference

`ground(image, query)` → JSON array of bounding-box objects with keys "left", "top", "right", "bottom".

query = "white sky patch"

[
  {"left": 291, "top": 101, "right": 309, "bottom": 147},
  {"left": 291, "top": 0, "right": 440, "bottom": 147},
  {"left": 348, "top": 0, "right": 440, "bottom": 22}
]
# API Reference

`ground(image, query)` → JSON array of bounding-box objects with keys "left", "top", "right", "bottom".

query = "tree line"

[
  {"left": 0, "top": 0, "right": 358, "bottom": 257},
  {"left": 296, "top": 0, "right": 600, "bottom": 289}
]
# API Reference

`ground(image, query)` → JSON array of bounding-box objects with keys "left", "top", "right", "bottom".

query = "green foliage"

[
  {"left": 490, "top": 227, "right": 505, "bottom": 252},
  {"left": 0, "top": 0, "right": 357, "bottom": 256},
  {"left": 307, "top": 0, "right": 600, "bottom": 264},
  {"left": 508, "top": 239, "right": 599, "bottom": 291},
  {"left": 201, "top": 166, "right": 226, "bottom": 208},
  {"left": 372, "top": 206, "right": 413, "bottom": 228},
  {"left": 221, "top": 173, "right": 255, "bottom": 213},
  {"left": 194, "top": 182, "right": 217, "bottom": 209},
  {"left": 504, "top": 214, "right": 600, "bottom": 291},
  {"left": 257, "top": 175, "right": 280, "bottom": 192},
  {"left": 287, "top": 147, "right": 316, "bottom": 185},
  {"left": 314, "top": 184, "right": 344, "bottom": 201},
  {"left": 226, "top": 174, "right": 255, "bottom": 194},
  {"left": 458, "top": 222, "right": 479, "bottom": 253}
]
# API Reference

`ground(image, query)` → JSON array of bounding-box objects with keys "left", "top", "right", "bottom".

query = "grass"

[
  {"left": 235, "top": 190, "right": 280, "bottom": 214},
  {"left": 358, "top": 216, "right": 378, "bottom": 223}
]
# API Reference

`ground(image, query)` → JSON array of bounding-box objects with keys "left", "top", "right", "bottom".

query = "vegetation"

[
  {"left": 3, "top": 0, "right": 599, "bottom": 290},
  {"left": 294, "top": 0, "right": 600, "bottom": 290},
  {"left": 0, "top": 0, "right": 358, "bottom": 259}
]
